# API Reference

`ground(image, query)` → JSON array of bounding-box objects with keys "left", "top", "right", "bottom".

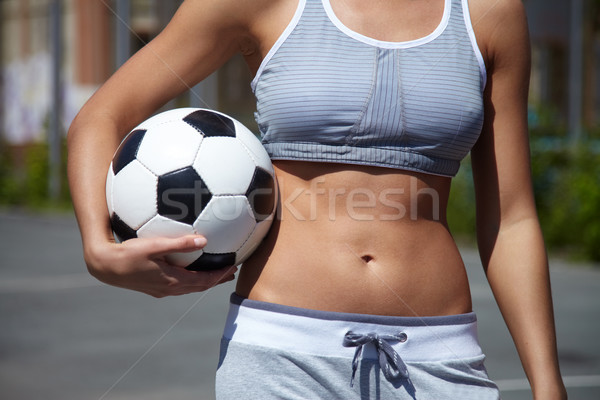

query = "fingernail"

[{"left": 194, "top": 237, "right": 206, "bottom": 247}]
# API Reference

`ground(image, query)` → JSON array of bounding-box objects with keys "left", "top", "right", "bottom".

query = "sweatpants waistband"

[{"left": 223, "top": 293, "right": 483, "bottom": 362}]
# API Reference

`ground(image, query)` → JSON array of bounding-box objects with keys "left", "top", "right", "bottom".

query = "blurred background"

[{"left": 0, "top": 1, "right": 599, "bottom": 399}]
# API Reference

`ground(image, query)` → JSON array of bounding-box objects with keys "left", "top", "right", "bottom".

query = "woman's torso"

[{"left": 236, "top": 0, "right": 489, "bottom": 316}]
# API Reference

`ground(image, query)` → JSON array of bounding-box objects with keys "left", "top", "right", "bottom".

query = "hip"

[{"left": 223, "top": 293, "right": 482, "bottom": 361}]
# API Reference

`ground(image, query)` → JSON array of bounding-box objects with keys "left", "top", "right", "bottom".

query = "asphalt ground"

[{"left": 1, "top": 211, "right": 599, "bottom": 399}]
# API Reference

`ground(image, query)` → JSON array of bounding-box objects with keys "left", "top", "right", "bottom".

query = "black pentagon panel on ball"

[
  {"left": 157, "top": 166, "right": 212, "bottom": 226},
  {"left": 110, "top": 213, "right": 138, "bottom": 242},
  {"left": 183, "top": 110, "right": 236, "bottom": 137},
  {"left": 112, "top": 129, "right": 147, "bottom": 175},
  {"left": 246, "top": 167, "right": 276, "bottom": 222},
  {"left": 185, "top": 252, "right": 237, "bottom": 271}
]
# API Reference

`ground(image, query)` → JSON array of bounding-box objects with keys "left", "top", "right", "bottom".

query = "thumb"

[{"left": 145, "top": 235, "right": 207, "bottom": 257}]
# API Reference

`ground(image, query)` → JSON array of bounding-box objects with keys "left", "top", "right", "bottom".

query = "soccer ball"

[{"left": 105, "top": 108, "right": 278, "bottom": 271}]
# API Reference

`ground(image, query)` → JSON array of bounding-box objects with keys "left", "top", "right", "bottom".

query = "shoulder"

[
  {"left": 467, "top": 0, "right": 528, "bottom": 33},
  {"left": 467, "top": 0, "right": 530, "bottom": 71},
  {"left": 178, "top": 0, "right": 297, "bottom": 56},
  {"left": 178, "top": 0, "right": 293, "bottom": 35}
]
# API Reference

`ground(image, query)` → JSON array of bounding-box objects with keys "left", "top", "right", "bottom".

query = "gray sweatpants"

[{"left": 216, "top": 294, "right": 500, "bottom": 399}]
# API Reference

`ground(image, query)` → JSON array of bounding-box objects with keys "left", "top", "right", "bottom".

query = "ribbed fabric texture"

[{"left": 253, "top": 0, "right": 485, "bottom": 177}]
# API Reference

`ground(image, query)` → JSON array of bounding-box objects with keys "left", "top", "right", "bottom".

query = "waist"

[
  {"left": 237, "top": 219, "right": 472, "bottom": 315},
  {"left": 223, "top": 293, "right": 483, "bottom": 362}
]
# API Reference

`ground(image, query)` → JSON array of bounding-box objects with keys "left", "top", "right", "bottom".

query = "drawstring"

[{"left": 342, "top": 331, "right": 409, "bottom": 387}]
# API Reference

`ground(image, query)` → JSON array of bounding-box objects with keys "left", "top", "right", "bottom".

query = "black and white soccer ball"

[{"left": 105, "top": 108, "right": 278, "bottom": 271}]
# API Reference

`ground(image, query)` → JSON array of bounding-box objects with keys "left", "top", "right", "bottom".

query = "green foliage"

[
  {"left": 447, "top": 156, "right": 477, "bottom": 243},
  {"left": 447, "top": 141, "right": 600, "bottom": 263},
  {"left": 0, "top": 143, "right": 22, "bottom": 205},
  {"left": 0, "top": 140, "right": 71, "bottom": 210},
  {"left": 531, "top": 142, "right": 600, "bottom": 261},
  {"left": 528, "top": 103, "right": 567, "bottom": 138},
  {"left": 24, "top": 143, "right": 51, "bottom": 207}
]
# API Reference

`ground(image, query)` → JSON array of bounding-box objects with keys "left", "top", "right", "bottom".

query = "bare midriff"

[{"left": 236, "top": 160, "right": 472, "bottom": 317}]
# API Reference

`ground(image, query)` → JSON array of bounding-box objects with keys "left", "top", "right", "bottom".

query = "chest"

[
  {"left": 256, "top": 37, "right": 483, "bottom": 147},
  {"left": 252, "top": 0, "right": 485, "bottom": 165},
  {"left": 328, "top": 0, "right": 445, "bottom": 43}
]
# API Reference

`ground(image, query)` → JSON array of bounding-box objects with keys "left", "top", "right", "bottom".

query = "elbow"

[
  {"left": 475, "top": 213, "right": 545, "bottom": 271},
  {"left": 66, "top": 110, "right": 88, "bottom": 151},
  {"left": 66, "top": 116, "right": 79, "bottom": 149}
]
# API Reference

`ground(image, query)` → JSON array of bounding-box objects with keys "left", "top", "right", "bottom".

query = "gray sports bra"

[{"left": 252, "top": 0, "right": 486, "bottom": 177}]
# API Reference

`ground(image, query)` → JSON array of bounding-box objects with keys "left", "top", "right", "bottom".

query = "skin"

[{"left": 67, "top": 0, "right": 566, "bottom": 397}]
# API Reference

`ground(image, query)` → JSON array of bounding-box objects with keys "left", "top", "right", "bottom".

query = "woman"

[{"left": 68, "top": 0, "right": 567, "bottom": 398}]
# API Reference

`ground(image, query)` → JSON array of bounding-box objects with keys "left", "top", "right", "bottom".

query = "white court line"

[
  {"left": 497, "top": 375, "right": 600, "bottom": 391},
  {"left": 0, "top": 273, "right": 102, "bottom": 293}
]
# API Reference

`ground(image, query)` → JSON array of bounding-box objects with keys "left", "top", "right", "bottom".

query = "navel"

[{"left": 361, "top": 254, "right": 375, "bottom": 264}]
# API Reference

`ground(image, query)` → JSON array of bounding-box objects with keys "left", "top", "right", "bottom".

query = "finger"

[
  {"left": 147, "top": 260, "right": 237, "bottom": 295},
  {"left": 197, "top": 265, "right": 238, "bottom": 283},
  {"left": 182, "top": 265, "right": 238, "bottom": 288},
  {"left": 215, "top": 266, "right": 238, "bottom": 284},
  {"left": 216, "top": 273, "right": 237, "bottom": 284}
]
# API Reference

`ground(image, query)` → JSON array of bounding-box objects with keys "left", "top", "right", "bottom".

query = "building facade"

[{"left": 0, "top": 0, "right": 255, "bottom": 146}]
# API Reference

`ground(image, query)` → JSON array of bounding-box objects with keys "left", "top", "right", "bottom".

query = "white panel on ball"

[
  {"left": 137, "top": 120, "right": 203, "bottom": 176},
  {"left": 232, "top": 120, "right": 273, "bottom": 172},
  {"left": 112, "top": 160, "right": 158, "bottom": 229},
  {"left": 137, "top": 214, "right": 196, "bottom": 238},
  {"left": 194, "top": 196, "right": 256, "bottom": 253},
  {"left": 193, "top": 138, "right": 256, "bottom": 195},
  {"left": 138, "top": 215, "right": 202, "bottom": 267},
  {"left": 105, "top": 167, "right": 115, "bottom": 214}
]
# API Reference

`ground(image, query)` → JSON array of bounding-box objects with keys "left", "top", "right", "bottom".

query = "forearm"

[
  {"left": 480, "top": 217, "right": 565, "bottom": 397},
  {"left": 67, "top": 114, "right": 122, "bottom": 262}
]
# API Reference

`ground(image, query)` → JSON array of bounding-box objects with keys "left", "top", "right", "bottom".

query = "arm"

[
  {"left": 67, "top": 0, "right": 258, "bottom": 297},
  {"left": 470, "top": 0, "right": 566, "bottom": 397}
]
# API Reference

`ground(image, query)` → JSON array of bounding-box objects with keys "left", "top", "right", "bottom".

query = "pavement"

[{"left": 0, "top": 211, "right": 599, "bottom": 399}]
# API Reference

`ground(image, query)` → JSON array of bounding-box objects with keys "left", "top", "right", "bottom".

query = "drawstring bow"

[{"left": 342, "top": 331, "right": 409, "bottom": 387}]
